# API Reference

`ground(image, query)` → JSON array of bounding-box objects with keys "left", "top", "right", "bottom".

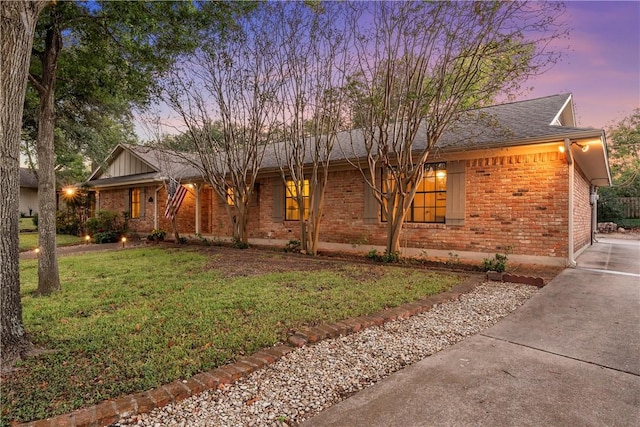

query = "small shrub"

[
  {"left": 284, "top": 239, "right": 301, "bottom": 253},
  {"left": 85, "top": 210, "right": 128, "bottom": 244},
  {"left": 32, "top": 213, "right": 38, "bottom": 227},
  {"left": 366, "top": 249, "right": 401, "bottom": 263},
  {"left": 178, "top": 236, "right": 188, "bottom": 244},
  {"left": 94, "top": 231, "right": 119, "bottom": 244},
  {"left": 147, "top": 229, "right": 166, "bottom": 242},
  {"left": 482, "top": 253, "right": 509, "bottom": 273},
  {"left": 56, "top": 210, "right": 82, "bottom": 236},
  {"left": 232, "top": 237, "right": 249, "bottom": 249}
]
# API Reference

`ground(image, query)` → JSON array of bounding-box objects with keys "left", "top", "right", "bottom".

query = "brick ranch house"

[{"left": 83, "top": 94, "right": 611, "bottom": 267}]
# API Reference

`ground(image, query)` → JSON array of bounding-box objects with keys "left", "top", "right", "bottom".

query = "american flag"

[{"left": 164, "top": 178, "right": 188, "bottom": 220}]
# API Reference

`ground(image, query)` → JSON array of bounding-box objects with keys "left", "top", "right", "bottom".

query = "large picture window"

[
  {"left": 383, "top": 162, "right": 446, "bottom": 223},
  {"left": 130, "top": 188, "right": 141, "bottom": 219},
  {"left": 285, "top": 179, "right": 309, "bottom": 221}
]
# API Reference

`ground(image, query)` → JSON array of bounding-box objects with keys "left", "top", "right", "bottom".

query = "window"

[
  {"left": 226, "top": 187, "right": 234, "bottom": 206},
  {"left": 285, "top": 179, "right": 309, "bottom": 221},
  {"left": 383, "top": 162, "right": 446, "bottom": 223},
  {"left": 130, "top": 188, "right": 141, "bottom": 219}
]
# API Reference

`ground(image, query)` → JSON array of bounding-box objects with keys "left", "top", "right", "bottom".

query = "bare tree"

[
  {"left": 270, "top": 1, "right": 351, "bottom": 255},
  {"left": 1, "top": 0, "right": 48, "bottom": 370},
  {"left": 164, "top": 4, "right": 281, "bottom": 244},
  {"left": 343, "top": 1, "right": 568, "bottom": 255}
]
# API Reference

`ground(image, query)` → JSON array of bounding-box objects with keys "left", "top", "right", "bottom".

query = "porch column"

[
  {"left": 195, "top": 183, "right": 202, "bottom": 235},
  {"left": 154, "top": 186, "right": 162, "bottom": 230}
]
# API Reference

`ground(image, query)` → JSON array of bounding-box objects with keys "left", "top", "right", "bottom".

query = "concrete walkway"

[{"left": 304, "top": 238, "right": 640, "bottom": 427}]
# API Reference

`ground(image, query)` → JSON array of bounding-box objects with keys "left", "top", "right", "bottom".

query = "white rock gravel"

[{"left": 116, "top": 282, "right": 537, "bottom": 427}]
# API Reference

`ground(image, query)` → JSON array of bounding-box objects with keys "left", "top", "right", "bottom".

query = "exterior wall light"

[{"left": 569, "top": 141, "right": 589, "bottom": 152}]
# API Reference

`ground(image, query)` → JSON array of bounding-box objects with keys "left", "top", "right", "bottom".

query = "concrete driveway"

[{"left": 304, "top": 238, "right": 640, "bottom": 427}]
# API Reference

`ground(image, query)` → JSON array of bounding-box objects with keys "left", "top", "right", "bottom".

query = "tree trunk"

[
  {"left": 34, "top": 15, "right": 62, "bottom": 296},
  {"left": 386, "top": 191, "right": 408, "bottom": 255},
  {"left": 307, "top": 173, "right": 327, "bottom": 256},
  {"left": 1, "top": 0, "right": 47, "bottom": 370}
]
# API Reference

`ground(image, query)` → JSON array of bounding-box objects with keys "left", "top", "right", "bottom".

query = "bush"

[
  {"left": 32, "top": 213, "right": 38, "bottom": 227},
  {"left": 366, "top": 249, "right": 401, "bottom": 263},
  {"left": 56, "top": 210, "right": 82, "bottom": 236},
  {"left": 597, "top": 193, "right": 625, "bottom": 222},
  {"left": 147, "top": 229, "right": 166, "bottom": 242},
  {"left": 482, "top": 253, "right": 508, "bottom": 273},
  {"left": 85, "top": 210, "right": 128, "bottom": 244},
  {"left": 232, "top": 237, "right": 249, "bottom": 249},
  {"left": 284, "top": 239, "right": 301, "bottom": 253}
]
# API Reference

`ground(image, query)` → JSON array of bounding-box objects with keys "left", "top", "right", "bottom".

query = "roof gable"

[{"left": 89, "top": 144, "right": 159, "bottom": 181}]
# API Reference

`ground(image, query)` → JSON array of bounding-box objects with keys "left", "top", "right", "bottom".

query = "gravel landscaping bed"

[{"left": 116, "top": 281, "right": 537, "bottom": 427}]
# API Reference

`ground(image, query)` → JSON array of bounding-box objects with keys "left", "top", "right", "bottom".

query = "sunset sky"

[
  {"left": 524, "top": 1, "right": 639, "bottom": 130},
  {"left": 136, "top": 1, "right": 640, "bottom": 139}
]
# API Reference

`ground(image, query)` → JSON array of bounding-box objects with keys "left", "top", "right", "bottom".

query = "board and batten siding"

[{"left": 105, "top": 150, "right": 154, "bottom": 178}]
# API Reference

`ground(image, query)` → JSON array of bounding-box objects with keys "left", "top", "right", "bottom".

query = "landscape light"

[
  {"left": 85, "top": 235, "right": 90, "bottom": 244},
  {"left": 121, "top": 236, "right": 127, "bottom": 248}
]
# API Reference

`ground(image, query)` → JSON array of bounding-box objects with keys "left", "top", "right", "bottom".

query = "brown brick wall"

[
  {"left": 93, "top": 149, "right": 591, "bottom": 260},
  {"left": 252, "top": 150, "right": 571, "bottom": 258},
  {"left": 97, "top": 186, "right": 154, "bottom": 233},
  {"left": 573, "top": 165, "right": 592, "bottom": 252}
]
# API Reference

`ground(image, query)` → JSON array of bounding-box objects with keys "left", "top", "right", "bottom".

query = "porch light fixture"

[
  {"left": 63, "top": 187, "right": 76, "bottom": 198},
  {"left": 558, "top": 145, "right": 565, "bottom": 153}
]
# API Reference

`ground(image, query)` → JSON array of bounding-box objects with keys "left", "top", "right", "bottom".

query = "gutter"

[{"left": 564, "top": 138, "right": 577, "bottom": 267}]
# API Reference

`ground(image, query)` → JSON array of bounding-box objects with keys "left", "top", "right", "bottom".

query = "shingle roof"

[
  {"left": 88, "top": 93, "right": 604, "bottom": 187},
  {"left": 20, "top": 168, "right": 38, "bottom": 188}
]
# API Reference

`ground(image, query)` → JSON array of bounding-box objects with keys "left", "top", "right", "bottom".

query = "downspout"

[
  {"left": 590, "top": 185, "right": 598, "bottom": 244},
  {"left": 564, "top": 138, "right": 577, "bottom": 267}
]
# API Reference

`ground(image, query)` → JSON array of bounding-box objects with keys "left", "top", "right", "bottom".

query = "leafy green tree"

[
  {"left": 27, "top": 0, "right": 240, "bottom": 295},
  {"left": 598, "top": 109, "right": 640, "bottom": 221},
  {"left": 1, "top": 0, "right": 48, "bottom": 371}
]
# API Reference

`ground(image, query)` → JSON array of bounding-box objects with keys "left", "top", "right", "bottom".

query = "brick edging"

[
  {"left": 14, "top": 275, "right": 483, "bottom": 427},
  {"left": 486, "top": 272, "right": 546, "bottom": 287},
  {"left": 286, "top": 274, "right": 480, "bottom": 347}
]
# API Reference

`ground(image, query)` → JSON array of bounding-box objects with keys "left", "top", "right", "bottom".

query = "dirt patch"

[{"left": 200, "top": 246, "right": 349, "bottom": 278}]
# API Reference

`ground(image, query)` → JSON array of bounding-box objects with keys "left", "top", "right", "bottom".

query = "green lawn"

[
  {"left": 19, "top": 217, "right": 36, "bottom": 232},
  {"left": 19, "top": 233, "right": 84, "bottom": 252},
  {"left": 2, "top": 247, "right": 460, "bottom": 424}
]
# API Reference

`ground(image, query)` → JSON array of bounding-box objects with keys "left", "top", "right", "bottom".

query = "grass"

[
  {"left": 1, "top": 247, "right": 460, "bottom": 425},
  {"left": 19, "top": 217, "right": 36, "bottom": 231},
  {"left": 19, "top": 233, "right": 84, "bottom": 252}
]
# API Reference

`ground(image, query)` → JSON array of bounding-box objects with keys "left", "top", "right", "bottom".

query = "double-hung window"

[
  {"left": 383, "top": 162, "right": 447, "bottom": 223},
  {"left": 129, "top": 188, "right": 141, "bottom": 219},
  {"left": 285, "top": 179, "right": 309, "bottom": 221}
]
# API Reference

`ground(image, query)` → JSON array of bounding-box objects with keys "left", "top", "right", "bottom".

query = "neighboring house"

[
  {"left": 19, "top": 168, "right": 38, "bottom": 217},
  {"left": 84, "top": 94, "right": 611, "bottom": 267}
]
